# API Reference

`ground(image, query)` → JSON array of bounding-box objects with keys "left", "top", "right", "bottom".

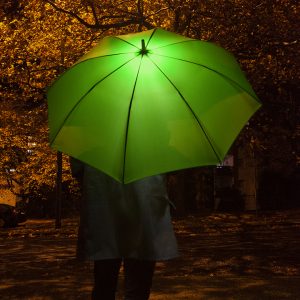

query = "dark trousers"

[{"left": 92, "top": 258, "right": 156, "bottom": 300}]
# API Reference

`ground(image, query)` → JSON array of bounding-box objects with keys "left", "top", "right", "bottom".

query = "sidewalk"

[{"left": 1, "top": 210, "right": 300, "bottom": 299}]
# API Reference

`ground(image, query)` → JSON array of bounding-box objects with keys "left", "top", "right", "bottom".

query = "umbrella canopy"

[{"left": 47, "top": 28, "right": 261, "bottom": 183}]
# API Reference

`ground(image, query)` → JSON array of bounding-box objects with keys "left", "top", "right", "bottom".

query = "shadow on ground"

[{"left": 1, "top": 210, "right": 300, "bottom": 299}]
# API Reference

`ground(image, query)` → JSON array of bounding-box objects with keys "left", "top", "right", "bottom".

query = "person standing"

[{"left": 70, "top": 158, "right": 178, "bottom": 300}]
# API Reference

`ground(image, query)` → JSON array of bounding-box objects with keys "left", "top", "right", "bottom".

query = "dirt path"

[{"left": 1, "top": 210, "right": 300, "bottom": 299}]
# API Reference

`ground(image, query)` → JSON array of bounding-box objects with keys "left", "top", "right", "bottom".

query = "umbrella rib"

[
  {"left": 151, "top": 54, "right": 260, "bottom": 102},
  {"left": 113, "top": 28, "right": 157, "bottom": 51},
  {"left": 76, "top": 52, "right": 139, "bottom": 65},
  {"left": 122, "top": 57, "right": 143, "bottom": 183},
  {"left": 150, "top": 39, "right": 197, "bottom": 51},
  {"left": 145, "top": 28, "right": 157, "bottom": 48},
  {"left": 49, "top": 55, "right": 138, "bottom": 145},
  {"left": 148, "top": 57, "right": 223, "bottom": 164},
  {"left": 113, "top": 36, "right": 140, "bottom": 50}
]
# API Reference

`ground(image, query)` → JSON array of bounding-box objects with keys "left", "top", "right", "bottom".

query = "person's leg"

[
  {"left": 123, "top": 259, "right": 156, "bottom": 300},
  {"left": 92, "top": 259, "right": 122, "bottom": 300}
]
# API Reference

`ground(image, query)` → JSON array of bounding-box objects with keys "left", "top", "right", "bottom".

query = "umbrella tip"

[{"left": 140, "top": 39, "right": 148, "bottom": 55}]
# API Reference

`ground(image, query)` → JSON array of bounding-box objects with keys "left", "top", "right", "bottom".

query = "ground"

[{"left": 1, "top": 210, "right": 300, "bottom": 299}]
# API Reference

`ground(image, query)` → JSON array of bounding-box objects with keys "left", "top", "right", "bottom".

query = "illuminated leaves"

[{"left": 0, "top": 0, "right": 298, "bottom": 202}]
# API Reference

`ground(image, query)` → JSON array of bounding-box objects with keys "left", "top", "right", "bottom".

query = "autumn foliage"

[{"left": 0, "top": 0, "right": 299, "bottom": 211}]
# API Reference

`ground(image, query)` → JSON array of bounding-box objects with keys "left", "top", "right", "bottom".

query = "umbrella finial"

[{"left": 140, "top": 39, "right": 148, "bottom": 55}]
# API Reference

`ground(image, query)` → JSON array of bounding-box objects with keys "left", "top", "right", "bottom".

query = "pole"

[
  {"left": 55, "top": 151, "right": 62, "bottom": 228},
  {"left": 55, "top": 33, "right": 66, "bottom": 229}
]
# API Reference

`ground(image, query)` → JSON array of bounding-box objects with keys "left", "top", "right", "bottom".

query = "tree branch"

[
  {"left": 44, "top": 0, "right": 153, "bottom": 30},
  {"left": 87, "top": 0, "right": 100, "bottom": 27},
  {"left": 137, "top": 0, "right": 144, "bottom": 31},
  {"left": 44, "top": 0, "right": 98, "bottom": 28},
  {"left": 145, "top": 7, "right": 169, "bottom": 19}
]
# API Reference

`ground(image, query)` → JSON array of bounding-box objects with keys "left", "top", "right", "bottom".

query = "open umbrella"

[{"left": 47, "top": 28, "right": 261, "bottom": 183}]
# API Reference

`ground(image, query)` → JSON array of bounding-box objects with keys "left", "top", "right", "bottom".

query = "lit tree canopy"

[{"left": 0, "top": 0, "right": 298, "bottom": 199}]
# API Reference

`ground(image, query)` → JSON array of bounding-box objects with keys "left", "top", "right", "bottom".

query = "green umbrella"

[{"left": 47, "top": 28, "right": 261, "bottom": 183}]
